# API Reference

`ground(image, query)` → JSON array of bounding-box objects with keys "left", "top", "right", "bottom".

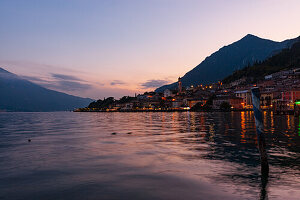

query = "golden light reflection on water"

[
  {"left": 161, "top": 112, "right": 165, "bottom": 123},
  {"left": 172, "top": 112, "right": 176, "bottom": 121},
  {"left": 199, "top": 114, "right": 206, "bottom": 132},
  {"left": 186, "top": 112, "right": 191, "bottom": 132},
  {"left": 270, "top": 111, "right": 274, "bottom": 133},
  {"left": 263, "top": 111, "right": 268, "bottom": 130},
  {"left": 190, "top": 112, "right": 196, "bottom": 132},
  {"left": 240, "top": 111, "right": 246, "bottom": 143},
  {"left": 287, "top": 115, "right": 291, "bottom": 130}
]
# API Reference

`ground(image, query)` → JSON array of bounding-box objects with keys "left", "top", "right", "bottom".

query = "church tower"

[{"left": 178, "top": 77, "right": 182, "bottom": 94}]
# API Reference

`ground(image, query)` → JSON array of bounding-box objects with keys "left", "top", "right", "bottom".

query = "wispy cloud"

[
  {"left": 51, "top": 73, "right": 83, "bottom": 81},
  {"left": 22, "top": 73, "right": 92, "bottom": 92},
  {"left": 49, "top": 73, "right": 92, "bottom": 91},
  {"left": 49, "top": 80, "right": 92, "bottom": 91},
  {"left": 140, "top": 79, "right": 169, "bottom": 89},
  {"left": 110, "top": 80, "right": 126, "bottom": 86},
  {"left": 95, "top": 82, "right": 105, "bottom": 86},
  {"left": 21, "top": 75, "right": 49, "bottom": 83}
]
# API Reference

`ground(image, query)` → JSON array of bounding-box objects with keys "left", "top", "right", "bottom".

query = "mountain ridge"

[
  {"left": 223, "top": 36, "right": 300, "bottom": 83},
  {"left": 156, "top": 34, "right": 298, "bottom": 92},
  {"left": 0, "top": 68, "right": 93, "bottom": 111}
]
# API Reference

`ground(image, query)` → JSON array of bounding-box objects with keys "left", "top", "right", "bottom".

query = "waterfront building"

[
  {"left": 281, "top": 90, "right": 300, "bottom": 103},
  {"left": 212, "top": 96, "right": 243, "bottom": 110},
  {"left": 142, "top": 100, "right": 160, "bottom": 109},
  {"left": 274, "top": 100, "right": 293, "bottom": 114},
  {"left": 172, "top": 99, "right": 183, "bottom": 108},
  {"left": 183, "top": 97, "right": 206, "bottom": 108},
  {"left": 119, "top": 102, "right": 134, "bottom": 110},
  {"left": 234, "top": 90, "right": 252, "bottom": 109},
  {"left": 260, "top": 91, "right": 273, "bottom": 109}
]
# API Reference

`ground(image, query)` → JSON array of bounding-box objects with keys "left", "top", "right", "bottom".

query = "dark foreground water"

[{"left": 0, "top": 112, "right": 299, "bottom": 200}]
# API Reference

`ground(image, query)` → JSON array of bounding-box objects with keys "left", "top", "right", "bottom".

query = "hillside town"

[{"left": 76, "top": 68, "right": 300, "bottom": 115}]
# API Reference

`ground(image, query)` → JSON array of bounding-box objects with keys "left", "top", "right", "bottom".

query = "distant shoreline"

[{"left": 73, "top": 109, "right": 298, "bottom": 115}]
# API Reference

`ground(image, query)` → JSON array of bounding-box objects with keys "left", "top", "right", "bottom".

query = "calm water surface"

[{"left": 0, "top": 112, "right": 299, "bottom": 200}]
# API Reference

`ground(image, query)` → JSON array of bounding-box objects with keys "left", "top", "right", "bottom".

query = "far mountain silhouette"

[{"left": 0, "top": 68, "right": 92, "bottom": 111}]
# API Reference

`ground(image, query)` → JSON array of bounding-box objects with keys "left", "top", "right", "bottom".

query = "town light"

[{"left": 295, "top": 101, "right": 300, "bottom": 105}]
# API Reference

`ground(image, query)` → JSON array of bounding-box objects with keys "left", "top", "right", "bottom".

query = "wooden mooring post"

[{"left": 251, "top": 87, "right": 269, "bottom": 176}]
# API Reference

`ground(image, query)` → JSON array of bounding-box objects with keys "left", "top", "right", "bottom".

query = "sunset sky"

[{"left": 1, "top": 0, "right": 300, "bottom": 99}]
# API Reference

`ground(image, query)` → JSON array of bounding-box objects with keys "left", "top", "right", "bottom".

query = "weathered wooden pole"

[{"left": 251, "top": 87, "right": 269, "bottom": 175}]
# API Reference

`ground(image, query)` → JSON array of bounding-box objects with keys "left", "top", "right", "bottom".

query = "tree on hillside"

[{"left": 88, "top": 97, "right": 115, "bottom": 109}]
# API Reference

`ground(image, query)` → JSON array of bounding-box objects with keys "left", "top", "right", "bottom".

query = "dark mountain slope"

[
  {"left": 0, "top": 68, "right": 93, "bottom": 111},
  {"left": 156, "top": 34, "right": 297, "bottom": 92},
  {"left": 223, "top": 36, "right": 300, "bottom": 83}
]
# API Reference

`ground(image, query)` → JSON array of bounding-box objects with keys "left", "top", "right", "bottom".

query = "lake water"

[{"left": 0, "top": 112, "right": 299, "bottom": 200}]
